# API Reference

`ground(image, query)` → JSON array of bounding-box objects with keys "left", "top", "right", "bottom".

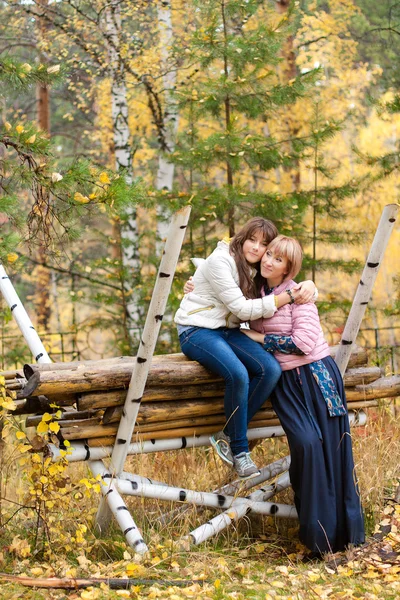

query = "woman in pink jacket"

[{"left": 243, "top": 235, "right": 365, "bottom": 556}]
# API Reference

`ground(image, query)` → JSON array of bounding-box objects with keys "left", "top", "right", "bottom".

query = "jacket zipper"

[{"left": 187, "top": 304, "right": 215, "bottom": 315}]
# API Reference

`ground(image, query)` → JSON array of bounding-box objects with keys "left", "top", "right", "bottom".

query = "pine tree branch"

[{"left": 21, "top": 255, "right": 123, "bottom": 291}]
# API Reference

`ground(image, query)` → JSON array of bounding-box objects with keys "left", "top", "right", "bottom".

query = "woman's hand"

[
  {"left": 292, "top": 280, "right": 316, "bottom": 304},
  {"left": 184, "top": 276, "right": 195, "bottom": 295},
  {"left": 241, "top": 329, "right": 264, "bottom": 344}
]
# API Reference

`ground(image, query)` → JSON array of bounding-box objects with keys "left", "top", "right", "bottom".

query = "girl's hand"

[
  {"left": 292, "top": 280, "right": 316, "bottom": 304},
  {"left": 184, "top": 276, "right": 195, "bottom": 295},
  {"left": 241, "top": 329, "right": 264, "bottom": 344}
]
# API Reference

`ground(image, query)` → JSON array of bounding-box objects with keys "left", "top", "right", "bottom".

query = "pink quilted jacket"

[{"left": 250, "top": 279, "right": 330, "bottom": 371}]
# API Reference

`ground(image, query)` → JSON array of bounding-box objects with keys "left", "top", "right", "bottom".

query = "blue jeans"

[{"left": 179, "top": 327, "right": 282, "bottom": 455}]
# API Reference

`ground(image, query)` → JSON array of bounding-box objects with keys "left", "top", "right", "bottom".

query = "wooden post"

[
  {"left": 95, "top": 205, "right": 191, "bottom": 539},
  {"left": 335, "top": 204, "right": 399, "bottom": 376}
]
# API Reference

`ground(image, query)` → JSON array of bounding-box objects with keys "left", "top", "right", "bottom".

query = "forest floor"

[
  {"left": 1, "top": 507, "right": 400, "bottom": 600},
  {"left": 1, "top": 407, "right": 399, "bottom": 599}
]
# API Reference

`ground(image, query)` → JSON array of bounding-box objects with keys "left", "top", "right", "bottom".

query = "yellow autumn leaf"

[
  {"left": 363, "top": 571, "right": 380, "bottom": 579},
  {"left": 6, "top": 253, "right": 18, "bottom": 263},
  {"left": 125, "top": 563, "right": 147, "bottom": 577},
  {"left": 16, "top": 431, "right": 26, "bottom": 440},
  {"left": 17, "top": 443, "right": 32, "bottom": 453},
  {"left": 42, "top": 412, "right": 53, "bottom": 422},
  {"left": 49, "top": 421, "right": 60, "bottom": 433},
  {"left": 99, "top": 172, "right": 111, "bottom": 184},
  {"left": 80, "top": 589, "right": 99, "bottom": 600},
  {"left": 4, "top": 122, "right": 12, "bottom": 131},
  {"left": 74, "top": 192, "right": 90, "bottom": 204},
  {"left": 37, "top": 421, "right": 49, "bottom": 434},
  {"left": 26, "top": 134, "right": 36, "bottom": 144},
  {"left": 1, "top": 399, "right": 16, "bottom": 410}
]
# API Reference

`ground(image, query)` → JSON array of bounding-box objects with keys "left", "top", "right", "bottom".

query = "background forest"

[
  {"left": 0, "top": 0, "right": 399, "bottom": 369},
  {"left": 0, "top": 2, "right": 400, "bottom": 598}
]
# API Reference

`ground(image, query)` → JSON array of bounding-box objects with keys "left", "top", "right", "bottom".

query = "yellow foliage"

[
  {"left": 74, "top": 192, "right": 91, "bottom": 204},
  {"left": 36, "top": 421, "right": 49, "bottom": 434},
  {"left": 6, "top": 252, "right": 18, "bottom": 263},
  {"left": 99, "top": 172, "right": 111, "bottom": 184}
]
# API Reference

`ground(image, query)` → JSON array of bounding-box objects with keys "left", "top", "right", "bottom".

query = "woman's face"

[
  {"left": 242, "top": 230, "right": 269, "bottom": 264},
  {"left": 261, "top": 249, "right": 289, "bottom": 285}
]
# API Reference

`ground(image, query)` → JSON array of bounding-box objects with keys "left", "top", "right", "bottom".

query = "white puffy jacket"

[{"left": 174, "top": 240, "right": 277, "bottom": 329}]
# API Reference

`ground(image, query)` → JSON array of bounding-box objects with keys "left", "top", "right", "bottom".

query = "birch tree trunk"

[
  {"left": 156, "top": 0, "right": 179, "bottom": 243},
  {"left": 156, "top": 0, "right": 179, "bottom": 192},
  {"left": 103, "top": 0, "right": 140, "bottom": 339},
  {"left": 34, "top": 0, "right": 52, "bottom": 332}
]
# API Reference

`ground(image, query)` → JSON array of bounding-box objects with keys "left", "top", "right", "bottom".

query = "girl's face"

[
  {"left": 242, "top": 230, "right": 269, "bottom": 264},
  {"left": 261, "top": 248, "right": 289, "bottom": 286}
]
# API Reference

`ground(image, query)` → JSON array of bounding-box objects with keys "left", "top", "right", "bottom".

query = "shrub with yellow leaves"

[{"left": 0, "top": 406, "right": 105, "bottom": 558}]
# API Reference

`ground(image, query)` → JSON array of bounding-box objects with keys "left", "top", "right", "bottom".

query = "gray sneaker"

[
  {"left": 210, "top": 430, "right": 234, "bottom": 466},
  {"left": 233, "top": 452, "right": 261, "bottom": 480}
]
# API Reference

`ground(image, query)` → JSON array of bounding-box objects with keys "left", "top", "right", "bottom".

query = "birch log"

[
  {"left": 95, "top": 205, "right": 191, "bottom": 538},
  {"left": 335, "top": 203, "right": 399, "bottom": 376}
]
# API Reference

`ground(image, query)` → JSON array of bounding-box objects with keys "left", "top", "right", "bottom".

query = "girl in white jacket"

[{"left": 175, "top": 218, "right": 315, "bottom": 480}]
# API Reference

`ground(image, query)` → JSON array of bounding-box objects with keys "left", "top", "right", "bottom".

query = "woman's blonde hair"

[{"left": 266, "top": 235, "right": 303, "bottom": 281}]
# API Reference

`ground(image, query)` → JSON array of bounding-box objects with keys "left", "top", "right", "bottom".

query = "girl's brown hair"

[
  {"left": 230, "top": 217, "right": 278, "bottom": 299},
  {"left": 266, "top": 235, "right": 303, "bottom": 281}
]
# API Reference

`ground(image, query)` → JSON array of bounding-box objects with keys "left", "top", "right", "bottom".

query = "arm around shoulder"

[{"left": 206, "top": 251, "right": 278, "bottom": 321}]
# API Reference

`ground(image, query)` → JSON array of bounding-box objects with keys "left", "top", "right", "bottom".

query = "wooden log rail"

[{"left": 1, "top": 345, "right": 399, "bottom": 449}]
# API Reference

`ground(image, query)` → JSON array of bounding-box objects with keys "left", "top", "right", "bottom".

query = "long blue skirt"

[{"left": 272, "top": 355, "right": 365, "bottom": 554}]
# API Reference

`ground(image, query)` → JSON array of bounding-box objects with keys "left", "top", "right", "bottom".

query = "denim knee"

[{"left": 225, "top": 364, "right": 249, "bottom": 395}]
